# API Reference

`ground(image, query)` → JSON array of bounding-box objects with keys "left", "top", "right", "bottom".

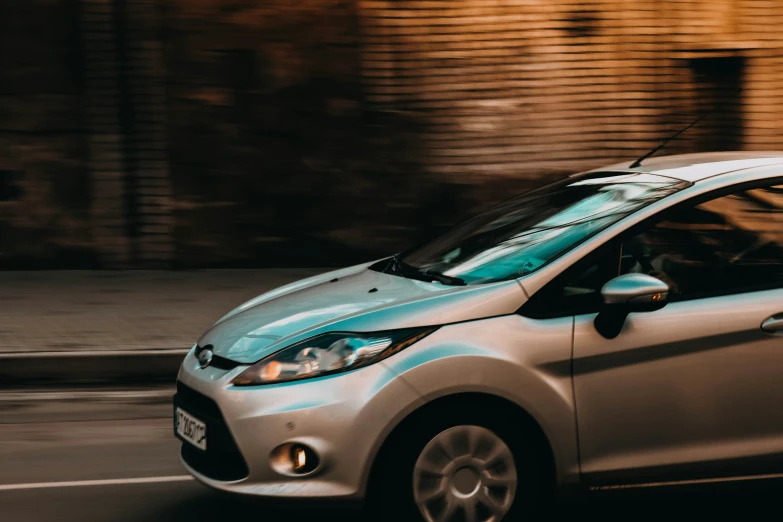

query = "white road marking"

[{"left": 0, "top": 475, "right": 193, "bottom": 491}]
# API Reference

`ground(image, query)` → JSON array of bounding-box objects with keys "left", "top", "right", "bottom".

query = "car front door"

[{"left": 572, "top": 180, "right": 783, "bottom": 485}]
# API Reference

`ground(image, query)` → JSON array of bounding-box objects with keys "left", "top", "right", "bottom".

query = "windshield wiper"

[
  {"left": 419, "top": 269, "right": 466, "bottom": 286},
  {"left": 388, "top": 255, "right": 466, "bottom": 286}
]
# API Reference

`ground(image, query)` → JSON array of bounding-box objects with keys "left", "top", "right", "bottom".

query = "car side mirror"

[{"left": 594, "top": 273, "right": 669, "bottom": 339}]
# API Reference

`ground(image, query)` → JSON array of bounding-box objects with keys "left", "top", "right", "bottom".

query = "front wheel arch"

[{"left": 364, "top": 392, "right": 556, "bottom": 511}]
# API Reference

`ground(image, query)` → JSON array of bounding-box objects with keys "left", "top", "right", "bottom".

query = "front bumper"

[
  {"left": 175, "top": 381, "right": 249, "bottom": 481},
  {"left": 176, "top": 348, "right": 425, "bottom": 499}
]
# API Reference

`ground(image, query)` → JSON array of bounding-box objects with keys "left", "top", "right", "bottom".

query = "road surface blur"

[{"left": 1, "top": 388, "right": 781, "bottom": 522}]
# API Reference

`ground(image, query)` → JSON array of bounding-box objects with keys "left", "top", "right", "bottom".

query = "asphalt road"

[{"left": 1, "top": 389, "right": 782, "bottom": 522}]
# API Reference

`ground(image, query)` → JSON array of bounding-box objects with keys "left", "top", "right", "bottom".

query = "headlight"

[{"left": 231, "top": 327, "right": 437, "bottom": 386}]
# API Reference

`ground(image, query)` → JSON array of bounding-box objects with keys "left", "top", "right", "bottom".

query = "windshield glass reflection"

[{"left": 398, "top": 172, "right": 688, "bottom": 285}]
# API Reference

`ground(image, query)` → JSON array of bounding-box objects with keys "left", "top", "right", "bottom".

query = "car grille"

[{"left": 174, "top": 381, "right": 249, "bottom": 481}]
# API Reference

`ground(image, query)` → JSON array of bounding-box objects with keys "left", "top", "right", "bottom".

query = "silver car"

[{"left": 175, "top": 152, "right": 783, "bottom": 522}]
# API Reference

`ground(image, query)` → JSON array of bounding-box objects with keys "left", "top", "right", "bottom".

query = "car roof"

[{"left": 592, "top": 152, "right": 783, "bottom": 182}]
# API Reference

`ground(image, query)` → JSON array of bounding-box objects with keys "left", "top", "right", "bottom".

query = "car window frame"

[{"left": 519, "top": 175, "right": 783, "bottom": 319}]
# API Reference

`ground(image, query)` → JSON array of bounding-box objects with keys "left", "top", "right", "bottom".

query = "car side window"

[{"left": 619, "top": 182, "right": 783, "bottom": 301}]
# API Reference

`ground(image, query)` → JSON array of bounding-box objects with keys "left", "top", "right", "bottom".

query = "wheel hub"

[{"left": 451, "top": 466, "right": 480, "bottom": 497}]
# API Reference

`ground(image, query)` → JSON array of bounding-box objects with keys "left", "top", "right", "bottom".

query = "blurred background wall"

[{"left": 1, "top": 0, "right": 781, "bottom": 269}]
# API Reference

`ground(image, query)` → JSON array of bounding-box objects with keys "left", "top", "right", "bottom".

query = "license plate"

[{"left": 175, "top": 407, "right": 207, "bottom": 450}]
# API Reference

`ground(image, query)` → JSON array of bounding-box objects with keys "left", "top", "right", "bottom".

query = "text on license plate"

[{"left": 176, "top": 407, "right": 207, "bottom": 450}]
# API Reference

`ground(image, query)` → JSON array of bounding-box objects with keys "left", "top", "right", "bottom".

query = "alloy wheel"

[{"left": 413, "top": 425, "right": 517, "bottom": 522}]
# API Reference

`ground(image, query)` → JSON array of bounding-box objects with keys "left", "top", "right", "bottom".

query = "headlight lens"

[{"left": 231, "top": 327, "right": 437, "bottom": 386}]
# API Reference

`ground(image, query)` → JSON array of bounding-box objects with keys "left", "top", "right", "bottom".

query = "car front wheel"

[
  {"left": 368, "top": 407, "right": 549, "bottom": 522},
  {"left": 413, "top": 424, "right": 518, "bottom": 521}
]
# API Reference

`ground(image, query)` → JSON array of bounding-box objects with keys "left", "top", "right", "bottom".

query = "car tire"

[{"left": 366, "top": 404, "right": 551, "bottom": 522}]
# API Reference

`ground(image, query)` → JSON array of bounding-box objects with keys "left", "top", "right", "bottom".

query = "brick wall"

[
  {"left": 160, "top": 0, "right": 441, "bottom": 268},
  {"left": 0, "top": 0, "right": 95, "bottom": 268},
  {"left": 81, "top": 0, "right": 131, "bottom": 267},
  {"left": 2, "top": 0, "right": 783, "bottom": 268},
  {"left": 357, "top": 0, "right": 783, "bottom": 179},
  {"left": 0, "top": 0, "right": 175, "bottom": 268}
]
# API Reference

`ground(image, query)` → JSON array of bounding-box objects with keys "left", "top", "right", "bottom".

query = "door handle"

[{"left": 761, "top": 314, "right": 783, "bottom": 334}]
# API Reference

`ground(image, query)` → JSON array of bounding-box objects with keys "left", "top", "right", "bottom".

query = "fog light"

[
  {"left": 293, "top": 445, "right": 307, "bottom": 471},
  {"left": 270, "top": 443, "right": 320, "bottom": 476},
  {"left": 290, "top": 444, "right": 318, "bottom": 474}
]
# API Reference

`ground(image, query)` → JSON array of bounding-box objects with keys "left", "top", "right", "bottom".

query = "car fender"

[{"left": 376, "top": 315, "right": 581, "bottom": 488}]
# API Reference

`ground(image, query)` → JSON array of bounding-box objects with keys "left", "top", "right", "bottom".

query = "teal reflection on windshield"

[{"left": 403, "top": 173, "right": 687, "bottom": 284}]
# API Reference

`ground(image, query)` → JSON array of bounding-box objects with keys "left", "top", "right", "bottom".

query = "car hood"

[{"left": 197, "top": 262, "right": 526, "bottom": 363}]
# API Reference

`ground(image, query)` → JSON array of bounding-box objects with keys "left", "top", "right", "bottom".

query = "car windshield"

[{"left": 396, "top": 172, "right": 689, "bottom": 285}]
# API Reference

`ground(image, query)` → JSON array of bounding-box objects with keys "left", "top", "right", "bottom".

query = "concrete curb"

[
  {"left": 0, "top": 350, "right": 188, "bottom": 387},
  {"left": 0, "top": 387, "right": 175, "bottom": 401}
]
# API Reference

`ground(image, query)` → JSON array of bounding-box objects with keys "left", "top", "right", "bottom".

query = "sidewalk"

[{"left": 0, "top": 269, "right": 323, "bottom": 355}]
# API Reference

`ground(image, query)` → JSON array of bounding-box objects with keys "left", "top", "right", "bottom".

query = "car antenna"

[{"left": 629, "top": 107, "right": 716, "bottom": 169}]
